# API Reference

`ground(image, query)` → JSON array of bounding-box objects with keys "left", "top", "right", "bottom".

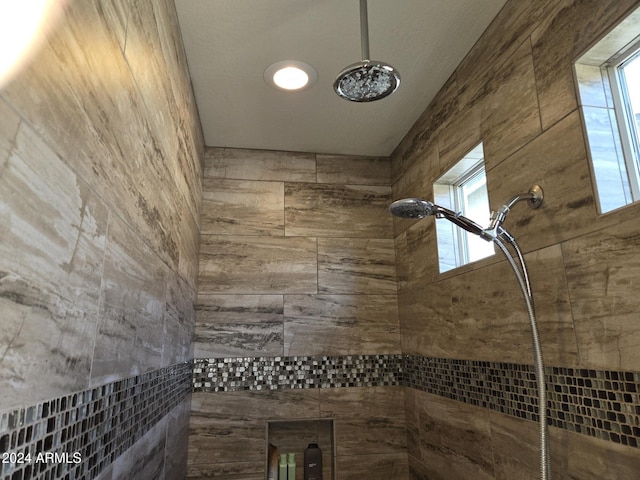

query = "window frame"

[
  {"left": 606, "top": 40, "right": 640, "bottom": 202},
  {"left": 573, "top": 6, "right": 640, "bottom": 214},
  {"left": 451, "top": 163, "right": 488, "bottom": 265},
  {"left": 434, "top": 143, "right": 494, "bottom": 273}
]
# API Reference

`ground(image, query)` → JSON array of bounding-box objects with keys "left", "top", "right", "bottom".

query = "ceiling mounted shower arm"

[{"left": 360, "top": 0, "right": 370, "bottom": 61}]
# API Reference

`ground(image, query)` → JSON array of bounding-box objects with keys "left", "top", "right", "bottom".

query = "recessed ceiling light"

[{"left": 264, "top": 61, "right": 317, "bottom": 92}]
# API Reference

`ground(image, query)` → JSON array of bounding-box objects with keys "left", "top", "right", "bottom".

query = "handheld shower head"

[
  {"left": 389, "top": 198, "right": 487, "bottom": 238},
  {"left": 389, "top": 198, "right": 438, "bottom": 218}
]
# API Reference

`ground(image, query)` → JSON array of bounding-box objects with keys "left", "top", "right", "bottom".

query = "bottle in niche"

[
  {"left": 304, "top": 443, "right": 322, "bottom": 480},
  {"left": 279, "top": 454, "right": 288, "bottom": 480},
  {"left": 287, "top": 453, "right": 296, "bottom": 480}
]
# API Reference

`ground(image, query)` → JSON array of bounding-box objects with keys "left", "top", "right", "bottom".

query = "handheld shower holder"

[{"left": 483, "top": 184, "right": 544, "bottom": 239}]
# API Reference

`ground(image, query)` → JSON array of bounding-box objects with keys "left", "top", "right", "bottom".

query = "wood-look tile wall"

[
  {"left": 0, "top": 0, "right": 202, "bottom": 477},
  {"left": 190, "top": 148, "right": 404, "bottom": 479},
  {"left": 392, "top": 0, "right": 640, "bottom": 478},
  {"left": 195, "top": 148, "right": 399, "bottom": 360}
]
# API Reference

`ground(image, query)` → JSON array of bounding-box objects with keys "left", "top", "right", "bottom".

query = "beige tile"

[
  {"left": 564, "top": 430, "right": 640, "bottom": 480},
  {"left": 436, "top": 99, "right": 483, "bottom": 174},
  {"left": 563, "top": 216, "right": 640, "bottom": 371},
  {"left": 92, "top": 215, "right": 168, "bottom": 384},
  {"left": 194, "top": 294, "right": 284, "bottom": 358},
  {"left": 316, "top": 154, "right": 390, "bottom": 185},
  {"left": 204, "top": 147, "right": 316, "bottom": 182},
  {"left": 201, "top": 179, "right": 284, "bottom": 235},
  {"left": 489, "top": 410, "right": 570, "bottom": 480},
  {"left": 455, "top": 1, "right": 545, "bottom": 110},
  {"left": 479, "top": 39, "right": 542, "bottom": 167},
  {"left": 318, "top": 238, "right": 397, "bottom": 295},
  {"left": 485, "top": 110, "right": 597, "bottom": 253},
  {"left": 414, "top": 391, "right": 494, "bottom": 480},
  {"left": 320, "top": 387, "right": 406, "bottom": 456},
  {"left": 392, "top": 74, "right": 457, "bottom": 185},
  {"left": 451, "top": 244, "right": 577, "bottom": 365},
  {"left": 441, "top": 39, "right": 541, "bottom": 170},
  {"left": 394, "top": 217, "right": 439, "bottom": 292},
  {"left": 398, "top": 279, "right": 456, "bottom": 358},
  {"left": 188, "top": 390, "right": 320, "bottom": 466},
  {"left": 1, "top": 0, "right": 202, "bottom": 280},
  {"left": 165, "top": 399, "right": 192, "bottom": 480},
  {"left": 285, "top": 183, "right": 393, "bottom": 238},
  {"left": 0, "top": 124, "right": 107, "bottom": 410},
  {"left": 198, "top": 235, "right": 317, "bottom": 294},
  {"left": 162, "top": 274, "right": 196, "bottom": 366},
  {"left": 531, "top": 0, "right": 639, "bottom": 130},
  {"left": 391, "top": 138, "right": 438, "bottom": 203},
  {"left": 284, "top": 295, "right": 400, "bottom": 356},
  {"left": 336, "top": 453, "right": 409, "bottom": 480},
  {"left": 112, "top": 416, "right": 166, "bottom": 480},
  {"left": 187, "top": 462, "right": 264, "bottom": 480},
  {"left": 0, "top": 99, "right": 20, "bottom": 164},
  {"left": 408, "top": 454, "right": 439, "bottom": 480}
]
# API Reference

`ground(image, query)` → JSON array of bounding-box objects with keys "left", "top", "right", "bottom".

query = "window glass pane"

[
  {"left": 620, "top": 52, "right": 640, "bottom": 146},
  {"left": 460, "top": 172, "right": 494, "bottom": 262}
]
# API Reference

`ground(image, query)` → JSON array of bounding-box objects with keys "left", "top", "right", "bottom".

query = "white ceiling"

[{"left": 174, "top": 0, "right": 507, "bottom": 157}]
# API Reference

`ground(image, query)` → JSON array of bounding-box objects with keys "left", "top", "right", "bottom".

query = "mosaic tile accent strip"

[
  {"left": 0, "top": 362, "right": 192, "bottom": 480},
  {"left": 192, "top": 355, "right": 403, "bottom": 392},
  {"left": 403, "top": 355, "right": 640, "bottom": 449},
  {"left": 193, "top": 354, "right": 640, "bottom": 449}
]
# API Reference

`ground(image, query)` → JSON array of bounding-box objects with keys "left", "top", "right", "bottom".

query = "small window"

[
  {"left": 434, "top": 143, "right": 494, "bottom": 273},
  {"left": 608, "top": 43, "right": 640, "bottom": 201},
  {"left": 574, "top": 7, "right": 640, "bottom": 213}
]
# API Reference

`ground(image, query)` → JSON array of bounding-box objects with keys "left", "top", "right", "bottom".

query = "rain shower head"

[{"left": 334, "top": 0, "right": 400, "bottom": 102}]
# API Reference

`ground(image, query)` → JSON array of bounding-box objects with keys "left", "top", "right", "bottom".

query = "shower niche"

[{"left": 266, "top": 419, "right": 335, "bottom": 480}]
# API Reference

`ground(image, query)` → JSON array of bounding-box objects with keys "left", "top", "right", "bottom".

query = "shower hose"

[{"left": 494, "top": 228, "right": 551, "bottom": 480}]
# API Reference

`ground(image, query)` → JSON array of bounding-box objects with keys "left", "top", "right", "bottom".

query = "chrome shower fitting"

[
  {"left": 482, "top": 184, "right": 544, "bottom": 239},
  {"left": 333, "top": 0, "right": 400, "bottom": 102},
  {"left": 389, "top": 184, "right": 551, "bottom": 480}
]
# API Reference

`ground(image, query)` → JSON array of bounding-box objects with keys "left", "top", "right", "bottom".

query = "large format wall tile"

[
  {"left": 412, "top": 391, "right": 495, "bottom": 480},
  {"left": 318, "top": 238, "right": 397, "bottom": 295},
  {"left": 319, "top": 387, "right": 406, "bottom": 456},
  {"left": 194, "top": 294, "right": 284, "bottom": 357},
  {"left": 0, "top": 121, "right": 107, "bottom": 410},
  {"left": 398, "top": 279, "right": 455, "bottom": 358},
  {"left": 316, "top": 154, "right": 390, "bottom": 185},
  {"left": 92, "top": 215, "right": 168, "bottom": 385},
  {"left": 201, "top": 178, "right": 284, "bottom": 235},
  {"left": 188, "top": 390, "right": 320, "bottom": 469},
  {"left": 0, "top": 0, "right": 202, "bottom": 476},
  {"left": 531, "top": 0, "right": 639, "bottom": 130},
  {"left": 486, "top": 111, "right": 597, "bottom": 253},
  {"left": 390, "top": 2, "right": 640, "bottom": 478},
  {"left": 162, "top": 273, "right": 197, "bottom": 366},
  {"left": 1, "top": 0, "right": 199, "bottom": 287},
  {"left": 199, "top": 236, "right": 317, "bottom": 294},
  {"left": 336, "top": 454, "right": 409, "bottom": 480},
  {"left": 285, "top": 183, "right": 393, "bottom": 238},
  {"left": 204, "top": 147, "right": 316, "bottom": 182},
  {"left": 488, "top": 410, "right": 569, "bottom": 480},
  {"left": 284, "top": 295, "right": 400, "bottom": 356},
  {"left": 451, "top": 245, "right": 577, "bottom": 365},
  {"left": 441, "top": 38, "right": 541, "bottom": 170},
  {"left": 562, "top": 216, "right": 640, "bottom": 371}
]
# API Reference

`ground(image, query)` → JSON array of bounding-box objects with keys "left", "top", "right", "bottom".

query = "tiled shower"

[{"left": 2, "top": 1, "right": 640, "bottom": 480}]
